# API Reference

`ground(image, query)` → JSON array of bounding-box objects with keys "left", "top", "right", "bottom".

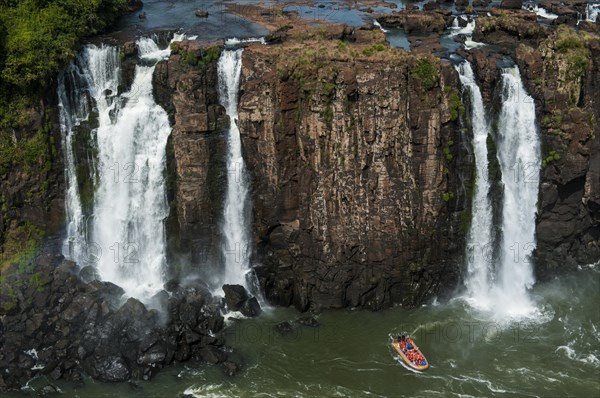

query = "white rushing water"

[
  {"left": 225, "top": 37, "right": 266, "bottom": 46},
  {"left": 449, "top": 18, "right": 486, "bottom": 50},
  {"left": 91, "top": 37, "right": 175, "bottom": 300},
  {"left": 456, "top": 63, "right": 542, "bottom": 322},
  {"left": 455, "top": 61, "right": 494, "bottom": 305},
  {"left": 218, "top": 49, "right": 252, "bottom": 290},
  {"left": 587, "top": 3, "right": 600, "bottom": 22},
  {"left": 493, "top": 66, "right": 541, "bottom": 319},
  {"left": 58, "top": 45, "right": 120, "bottom": 264},
  {"left": 535, "top": 6, "right": 559, "bottom": 20},
  {"left": 59, "top": 36, "right": 182, "bottom": 300}
]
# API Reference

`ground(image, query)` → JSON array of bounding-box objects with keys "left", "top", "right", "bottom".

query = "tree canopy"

[{"left": 0, "top": 0, "right": 127, "bottom": 88}]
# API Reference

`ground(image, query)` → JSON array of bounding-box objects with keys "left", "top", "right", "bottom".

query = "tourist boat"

[{"left": 392, "top": 338, "right": 429, "bottom": 371}]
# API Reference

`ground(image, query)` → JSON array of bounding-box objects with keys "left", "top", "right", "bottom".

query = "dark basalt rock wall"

[
  {"left": 235, "top": 39, "right": 471, "bottom": 311},
  {"left": 153, "top": 40, "right": 229, "bottom": 279},
  {"left": 0, "top": 97, "right": 65, "bottom": 271}
]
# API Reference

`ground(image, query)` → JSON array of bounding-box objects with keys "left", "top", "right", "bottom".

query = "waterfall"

[
  {"left": 57, "top": 61, "right": 88, "bottom": 263},
  {"left": 91, "top": 37, "right": 174, "bottom": 300},
  {"left": 457, "top": 63, "right": 541, "bottom": 321},
  {"left": 455, "top": 61, "right": 493, "bottom": 305},
  {"left": 494, "top": 66, "right": 540, "bottom": 317},
  {"left": 58, "top": 45, "right": 120, "bottom": 264},
  {"left": 217, "top": 49, "right": 252, "bottom": 290},
  {"left": 448, "top": 19, "right": 485, "bottom": 50},
  {"left": 59, "top": 36, "right": 179, "bottom": 301},
  {"left": 452, "top": 17, "right": 459, "bottom": 29}
]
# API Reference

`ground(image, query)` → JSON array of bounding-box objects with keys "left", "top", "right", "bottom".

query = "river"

[{"left": 12, "top": 264, "right": 599, "bottom": 397}]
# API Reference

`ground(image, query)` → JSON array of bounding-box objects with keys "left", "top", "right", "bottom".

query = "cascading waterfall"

[
  {"left": 58, "top": 45, "right": 120, "bottom": 264},
  {"left": 457, "top": 62, "right": 541, "bottom": 321},
  {"left": 373, "top": 19, "right": 388, "bottom": 33},
  {"left": 494, "top": 66, "right": 540, "bottom": 317},
  {"left": 91, "top": 37, "right": 174, "bottom": 300},
  {"left": 448, "top": 18, "right": 485, "bottom": 50},
  {"left": 217, "top": 48, "right": 252, "bottom": 290},
  {"left": 455, "top": 61, "right": 494, "bottom": 305},
  {"left": 60, "top": 36, "right": 180, "bottom": 300}
]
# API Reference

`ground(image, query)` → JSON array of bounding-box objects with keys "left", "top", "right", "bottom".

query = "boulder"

[
  {"left": 239, "top": 297, "right": 262, "bottom": 317},
  {"left": 221, "top": 360, "right": 241, "bottom": 376},
  {"left": 78, "top": 265, "right": 99, "bottom": 283},
  {"left": 222, "top": 284, "right": 249, "bottom": 311},
  {"left": 84, "top": 355, "right": 130, "bottom": 382}
]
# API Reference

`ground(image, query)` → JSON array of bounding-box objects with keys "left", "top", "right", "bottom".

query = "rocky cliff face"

[
  {"left": 153, "top": 40, "right": 229, "bottom": 278},
  {"left": 516, "top": 27, "right": 600, "bottom": 275},
  {"left": 234, "top": 28, "right": 470, "bottom": 310},
  {"left": 0, "top": 97, "right": 64, "bottom": 272}
]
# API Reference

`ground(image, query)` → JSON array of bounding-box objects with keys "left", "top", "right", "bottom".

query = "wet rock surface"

[
  {"left": 0, "top": 252, "right": 235, "bottom": 391},
  {"left": 223, "top": 284, "right": 262, "bottom": 317}
]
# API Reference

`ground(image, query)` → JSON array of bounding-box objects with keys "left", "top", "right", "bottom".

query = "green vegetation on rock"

[
  {"left": 411, "top": 58, "right": 439, "bottom": 91},
  {"left": 0, "top": 0, "right": 127, "bottom": 88},
  {"left": 549, "top": 26, "right": 592, "bottom": 91},
  {"left": 449, "top": 91, "right": 465, "bottom": 122},
  {"left": 542, "top": 150, "right": 561, "bottom": 167}
]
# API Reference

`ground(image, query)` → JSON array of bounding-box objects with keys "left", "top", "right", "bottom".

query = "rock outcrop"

[
  {"left": 515, "top": 27, "right": 600, "bottom": 275},
  {"left": 233, "top": 29, "right": 470, "bottom": 311},
  {"left": 0, "top": 251, "right": 233, "bottom": 391},
  {"left": 0, "top": 98, "right": 64, "bottom": 276},
  {"left": 474, "top": 10, "right": 547, "bottom": 47},
  {"left": 153, "top": 40, "right": 229, "bottom": 276}
]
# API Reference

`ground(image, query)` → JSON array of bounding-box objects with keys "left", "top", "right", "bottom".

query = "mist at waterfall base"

[{"left": 12, "top": 265, "right": 599, "bottom": 397}]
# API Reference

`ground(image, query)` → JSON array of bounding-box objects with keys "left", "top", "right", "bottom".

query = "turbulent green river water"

[{"left": 13, "top": 265, "right": 600, "bottom": 397}]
